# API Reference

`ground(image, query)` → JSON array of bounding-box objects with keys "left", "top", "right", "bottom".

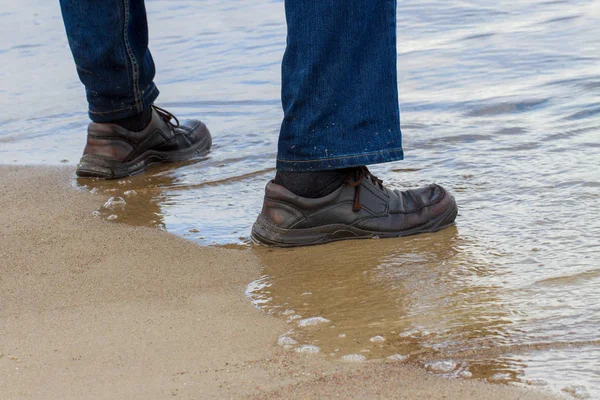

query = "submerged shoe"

[
  {"left": 252, "top": 167, "right": 458, "bottom": 247},
  {"left": 76, "top": 105, "right": 212, "bottom": 178}
]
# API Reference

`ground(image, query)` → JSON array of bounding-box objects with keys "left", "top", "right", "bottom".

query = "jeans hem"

[
  {"left": 87, "top": 83, "right": 159, "bottom": 122},
  {"left": 276, "top": 147, "right": 404, "bottom": 171}
]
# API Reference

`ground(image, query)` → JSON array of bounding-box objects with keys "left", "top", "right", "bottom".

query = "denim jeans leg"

[
  {"left": 278, "top": 0, "right": 403, "bottom": 171},
  {"left": 59, "top": 0, "right": 159, "bottom": 122}
]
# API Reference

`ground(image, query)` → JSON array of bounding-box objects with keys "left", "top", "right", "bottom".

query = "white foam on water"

[
  {"left": 424, "top": 360, "right": 457, "bottom": 373},
  {"left": 277, "top": 335, "right": 297, "bottom": 346},
  {"left": 295, "top": 345, "right": 320, "bottom": 354},
  {"left": 341, "top": 354, "right": 367, "bottom": 362},
  {"left": 106, "top": 214, "right": 118, "bottom": 221},
  {"left": 458, "top": 370, "right": 472, "bottom": 378},
  {"left": 489, "top": 373, "right": 512, "bottom": 382},
  {"left": 102, "top": 196, "right": 126, "bottom": 210},
  {"left": 123, "top": 190, "right": 137, "bottom": 197},
  {"left": 287, "top": 314, "right": 302, "bottom": 322},
  {"left": 369, "top": 335, "right": 385, "bottom": 343},
  {"left": 386, "top": 354, "right": 408, "bottom": 362},
  {"left": 562, "top": 385, "right": 590, "bottom": 399},
  {"left": 297, "top": 316, "right": 330, "bottom": 327}
]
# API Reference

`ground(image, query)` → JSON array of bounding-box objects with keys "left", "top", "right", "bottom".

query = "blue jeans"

[{"left": 59, "top": 0, "right": 403, "bottom": 171}]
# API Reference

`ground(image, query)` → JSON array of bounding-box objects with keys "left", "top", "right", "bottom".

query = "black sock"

[
  {"left": 110, "top": 107, "right": 152, "bottom": 132},
  {"left": 274, "top": 170, "right": 348, "bottom": 198}
]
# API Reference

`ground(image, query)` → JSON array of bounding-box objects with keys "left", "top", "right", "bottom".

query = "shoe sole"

[
  {"left": 75, "top": 130, "right": 212, "bottom": 179},
  {"left": 251, "top": 201, "right": 458, "bottom": 248}
]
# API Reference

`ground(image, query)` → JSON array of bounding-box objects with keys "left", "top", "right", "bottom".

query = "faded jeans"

[{"left": 59, "top": 0, "right": 404, "bottom": 171}]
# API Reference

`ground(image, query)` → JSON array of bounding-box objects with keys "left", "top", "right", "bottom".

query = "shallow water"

[{"left": 1, "top": 0, "right": 599, "bottom": 397}]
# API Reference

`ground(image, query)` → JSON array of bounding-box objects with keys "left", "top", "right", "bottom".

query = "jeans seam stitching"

[
  {"left": 89, "top": 106, "right": 135, "bottom": 114},
  {"left": 122, "top": 0, "right": 141, "bottom": 112},
  {"left": 276, "top": 147, "right": 404, "bottom": 163},
  {"left": 88, "top": 86, "right": 157, "bottom": 115}
]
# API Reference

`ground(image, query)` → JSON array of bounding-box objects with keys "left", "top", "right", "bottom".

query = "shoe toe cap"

[
  {"left": 179, "top": 119, "right": 211, "bottom": 143},
  {"left": 388, "top": 183, "right": 457, "bottom": 226},
  {"left": 427, "top": 184, "right": 458, "bottom": 224}
]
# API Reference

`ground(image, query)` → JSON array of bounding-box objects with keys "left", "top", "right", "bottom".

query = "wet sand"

[{"left": 0, "top": 165, "right": 557, "bottom": 399}]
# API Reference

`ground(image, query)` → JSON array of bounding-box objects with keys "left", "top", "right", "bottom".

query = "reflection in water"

[
  {"left": 248, "top": 230, "right": 521, "bottom": 380},
  {"left": 79, "top": 164, "right": 178, "bottom": 231},
  {"left": 248, "top": 228, "right": 600, "bottom": 394},
  {"left": 77, "top": 160, "right": 275, "bottom": 245},
  {"left": 2, "top": 0, "right": 600, "bottom": 398}
]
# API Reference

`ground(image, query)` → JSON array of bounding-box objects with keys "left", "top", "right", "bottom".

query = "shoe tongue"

[
  {"left": 345, "top": 166, "right": 368, "bottom": 185},
  {"left": 152, "top": 105, "right": 180, "bottom": 128}
]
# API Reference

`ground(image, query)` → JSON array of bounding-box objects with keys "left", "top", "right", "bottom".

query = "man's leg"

[
  {"left": 60, "top": 0, "right": 158, "bottom": 124},
  {"left": 60, "top": 0, "right": 211, "bottom": 179},
  {"left": 252, "top": 0, "right": 457, "bottom": 247},
  {"left": 277, "top": 0, "right": 403, "bottom": 173}
]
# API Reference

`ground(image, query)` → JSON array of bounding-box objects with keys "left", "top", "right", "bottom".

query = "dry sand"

[{"left": 0, "top": 165, "right": 557, "bottom": 399}]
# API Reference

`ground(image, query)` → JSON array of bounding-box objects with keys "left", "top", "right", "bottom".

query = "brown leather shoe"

[
  {"left": 252, "top": 167, "right": 458, "bottom": 247},
  {"left": 76, "top": 105, "right": 211, "bottom": 178}
]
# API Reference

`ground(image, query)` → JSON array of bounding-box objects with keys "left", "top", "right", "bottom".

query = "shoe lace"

[
  {"left": 152, "top": 105, "right": 180, "bottom": 128},
  {"left": 345, "top": 166, "right": 384, "bottom": 212}
]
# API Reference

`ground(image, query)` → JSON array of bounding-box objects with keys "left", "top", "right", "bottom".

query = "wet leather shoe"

[
  {"left": 76, "top": 105, "right": 211, "bottom": 178},
  {"left": 252, "top": 167, "right": 457, "bottom": 247}
]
